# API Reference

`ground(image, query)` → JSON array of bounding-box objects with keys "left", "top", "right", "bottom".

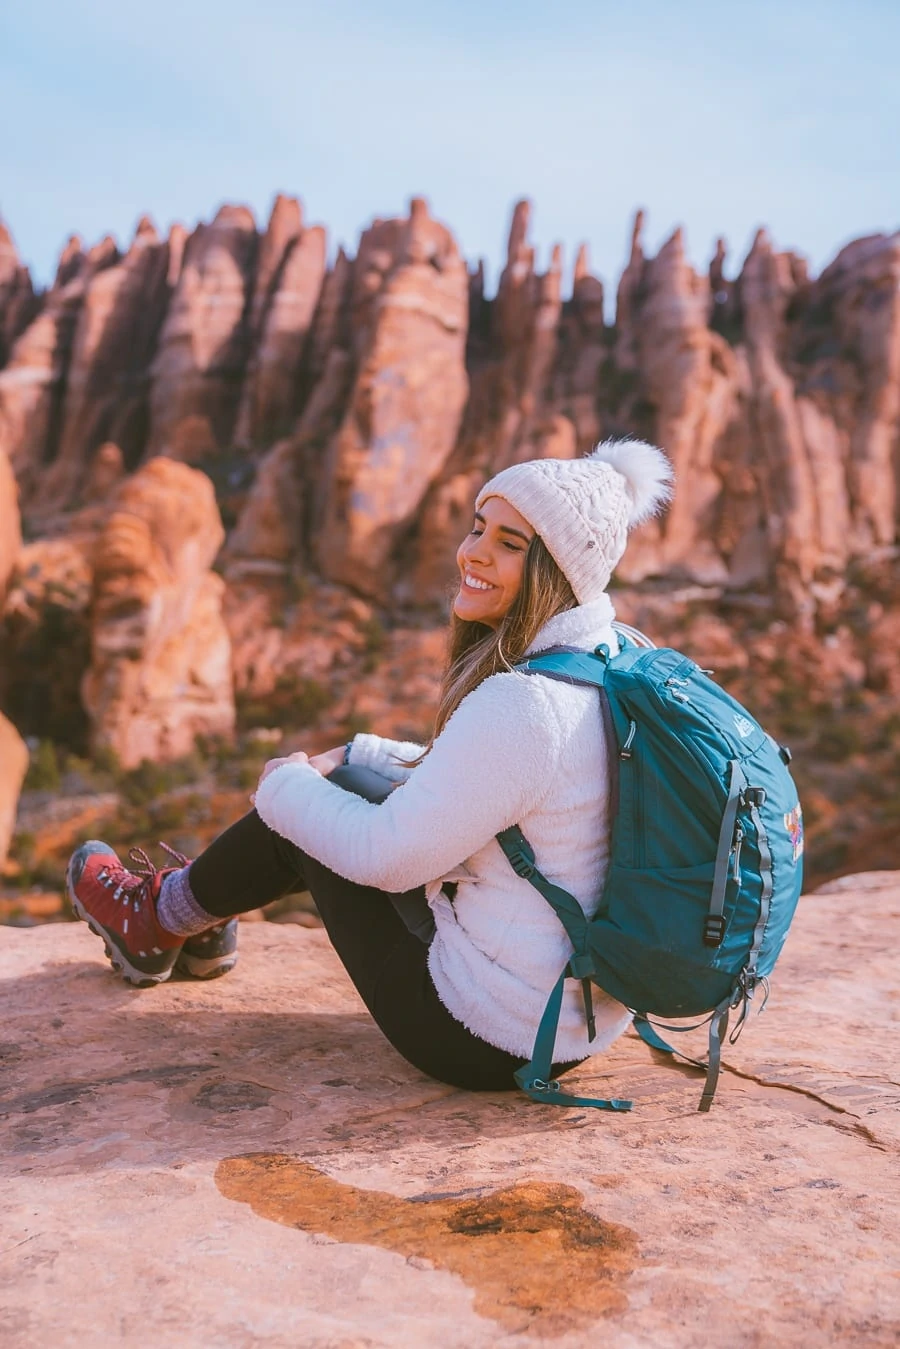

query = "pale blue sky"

[{"left": 1, "top": 0, "right": 897, "bottom": 296}]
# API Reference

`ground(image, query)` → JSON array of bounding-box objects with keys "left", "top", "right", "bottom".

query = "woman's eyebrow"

[{"left": 473, "top": 511, "right": 532, "bottom": 544}]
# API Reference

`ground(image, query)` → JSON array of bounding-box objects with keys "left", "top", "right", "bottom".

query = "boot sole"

[
  {"left": 174, "top": 950, "right": 238, "bottom": 980},
  {"left": 66, "top": 860, "right": 176, "bottom": 989}
]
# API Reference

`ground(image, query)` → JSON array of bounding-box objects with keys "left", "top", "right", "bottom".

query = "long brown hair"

[{"left": 413, "top": 534, "right": 576, "bottom": 759}]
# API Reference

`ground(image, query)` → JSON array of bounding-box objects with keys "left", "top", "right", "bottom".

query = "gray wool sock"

[{"left": 157, "top": 867, "right": 220, "bottom": 936}]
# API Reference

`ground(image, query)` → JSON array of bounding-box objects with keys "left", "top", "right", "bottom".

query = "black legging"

[{"left": 188, "top": 767, "right": 578, "bottom": 1092}]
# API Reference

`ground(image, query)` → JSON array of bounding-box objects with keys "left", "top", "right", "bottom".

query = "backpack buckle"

[
  {"left": 742, "top": 787, "right": 767, "bottom": 807},
  {"left": 703, "top": 915, "right": 726, "bottom": 947},
  {"left": 529, "top": 1078, "right": 561, "bottom": 1094},
  {"left": 507, "top": 848, "right": 536, "bottom": 881}
]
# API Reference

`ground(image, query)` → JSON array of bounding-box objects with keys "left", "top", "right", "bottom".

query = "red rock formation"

[
  {"left": 482, "top": 200, "right": 568, "bottom": 468},
  {"left": 549, "top": 242, "right": 607, "bottom": 452},
  {"left": 612, "top": 222, "right": 740, "bottom": 586},
  {"left": 81, "top": 458, "right": 234, "bottom": 767},
  {"left": 147, "top": 206, "right": 258, "bottom": 461},
  {"left": 2, "top": 196, "right": 899, "bottom": 886},
  {"left": 0, "top": 710, "right": 27, "bottom": 868},
  {"left": 224, "top": 434, "right": 304, "bottom": 571},
  {"left": 40, "top": 218, "right": 172, "bottom": 507},
  {"left": 0, "top": 219, "right": 38, "bottom": 367},
  {"left": 243, "top": 195, "right": 304, "bottom": 345},
  {"left": 738, "top": 230, "right": 823, "bottom": 613},
  {"left": 614, "top": 209, "right": 646, "bottom": 374},
  {"left": 0, "top": 235, "right": 92, "bottom": 502},
  {"left": 313, "top": 198, "right": 469, "bottom": 594},
  {"left": 399, "top": 202, "right": 571, "bottom": 602},
  {"left": 82, "top": 441, "right": 126, "bottom": 500},
  {"left": 0, "top": 197, "right": 896, "bottom": 618},
  {"left": 0, "top": 446, "right": 26, "bottom": 868},
  {"left": 0, "top": 447, "right": 21, "bottom": 600},
  {"left": 797, "top": 233, "right": 900, "bottom": 555},
  {"left": 233, "top": 196, "right": 328, "bottom": 449}
]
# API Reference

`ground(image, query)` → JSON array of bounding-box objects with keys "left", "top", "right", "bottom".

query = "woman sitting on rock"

[{"left": 68, "top": 440, "right": 673, "bottom": 1093}]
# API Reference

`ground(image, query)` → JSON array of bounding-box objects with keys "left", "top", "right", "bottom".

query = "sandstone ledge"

[{"left": 1, "top": 878, "right": 898, "bottom": 1348}]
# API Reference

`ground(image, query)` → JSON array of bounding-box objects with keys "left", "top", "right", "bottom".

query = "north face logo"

[{"left": 733, "top": 714, "right": 755, "bottom": 739}]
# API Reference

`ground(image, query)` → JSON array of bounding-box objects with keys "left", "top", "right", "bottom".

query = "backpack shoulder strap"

[
  {"left": 516, "top": 644, "right": 612, "bottom": 688},
  {"left": 495, "top": 824, "right": 589, "bottom": 949},
  {"left": 497, "top": 642, "right": 636, "bottom": 1112}
]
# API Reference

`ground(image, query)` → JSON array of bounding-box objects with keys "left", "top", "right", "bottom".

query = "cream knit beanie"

[{"left": 475, "top": 438, "right": 674, "bottom": 603}]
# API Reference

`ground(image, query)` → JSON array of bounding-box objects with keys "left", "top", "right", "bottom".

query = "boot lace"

[{"left": 103, "top": 843, "right": 190, "bottom": 913}]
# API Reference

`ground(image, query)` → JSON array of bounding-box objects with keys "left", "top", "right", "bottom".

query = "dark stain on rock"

[
  {"left": 215, "top": 1154, "right": 638, "bottom": 1336},
  {"left": 193, "top": 1081, "right": 273, "bottom": 1113},
  {"left": 0, "top": 1064, "right": 218, "bottom": 1117}
]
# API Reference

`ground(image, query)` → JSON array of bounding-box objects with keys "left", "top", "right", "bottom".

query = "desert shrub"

[
  {"left": 6, "top": 832, "right": 63, "bottom": 891},
  {"left": 119, "top": 752, "right": 206, "bottom": 807},
  {"left": 812, "top": 836, "right": 849, "bottom": 876},
  {"left": 194, "top": 731, "right": 273, "bottom": 790},
  {"left": 9, "top": 830, "right": 36, "bottom": 869},
  {"left": 343, "top": 710, "right": 373, "bottom": 737},
  {"left": 236, "top": 675, "right": 332, "bottom": 731},
  {"left": 0, "top": 598, "right": 91, "bottom": 751},
  {"left": 813, "top": 720, "right": 866, "bottom": 762},
  {"left": 24, "top": 739, "right": 61, "bottom": 791},
  {"left": 360, "top": 616, "right": 386, "bottom": 673}
]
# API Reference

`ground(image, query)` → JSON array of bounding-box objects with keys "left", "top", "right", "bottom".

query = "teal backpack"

[{"left": 497, "top": 627, "right": 805, "bottom": 1113}]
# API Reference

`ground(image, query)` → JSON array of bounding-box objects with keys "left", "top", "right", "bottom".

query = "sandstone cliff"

[
  {"left": 0, "top": 447, "right": 27, "bottom": 866},
  {"left": 2, "top": 200, "right": 897, "bottom": 610},
  {"left": 80, "top": 458, "right": 235, "bottom": 768},
  {"left": 1, "top": 200, "right": 899, "bottom": 883}
]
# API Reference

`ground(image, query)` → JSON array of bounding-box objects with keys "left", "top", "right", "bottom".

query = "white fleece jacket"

[{"left": 254, "top": 596, "right": 633, "bottom": 1061}]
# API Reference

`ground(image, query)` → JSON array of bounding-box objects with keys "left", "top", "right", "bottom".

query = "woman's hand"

[
  {"left": 251, "top": 751, "right": 309, "bottom": 804},
  {"left": 307, "top": 745, "right": 347, "bottom": 777}
]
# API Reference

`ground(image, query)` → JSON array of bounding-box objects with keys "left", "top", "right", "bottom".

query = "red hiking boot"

[
  {"left": 176, "top": 920, "right": 239, "bottom": 980},
  {"left": 67, "top": 840, "right": 187, "bottom": 987}
]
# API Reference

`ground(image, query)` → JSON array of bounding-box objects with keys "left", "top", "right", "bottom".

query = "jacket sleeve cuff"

[{"left": 349, "top": 732, "right": 425, "bottom": 784}]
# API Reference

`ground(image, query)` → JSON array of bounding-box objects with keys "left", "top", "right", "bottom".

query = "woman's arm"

[
  {"left": 253, "top": 672, "right": 564, "bottom": 892},
  {"left": 346, "top": 732, "right": 426, "bottom": 784}
]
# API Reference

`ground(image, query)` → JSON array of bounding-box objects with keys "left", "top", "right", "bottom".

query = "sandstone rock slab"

[{"left": 1, "top": 876, "right": 897, "bottom": 1346}]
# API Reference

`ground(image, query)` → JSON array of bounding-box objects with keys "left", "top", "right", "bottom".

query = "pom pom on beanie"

[
  {"left": 475, "top": 437, "right": 673, "bottom": 604},
  {"left": 587, "top": 439, "right": 674, "bottom": 526}
]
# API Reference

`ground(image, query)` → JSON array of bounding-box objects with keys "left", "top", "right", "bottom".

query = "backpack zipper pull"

[{"left": 731, "top": 825, "right": 744, "bottom": 881}]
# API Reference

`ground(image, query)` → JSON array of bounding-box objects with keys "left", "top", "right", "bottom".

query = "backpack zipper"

[
  {"left": 644, "top": 667, "right": 729, "bottom": 812},
  {"left": 633, "top": 754, "right": 645, "bottom": 868}
]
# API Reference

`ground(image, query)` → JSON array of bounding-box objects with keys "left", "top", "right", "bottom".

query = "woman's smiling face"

[{"left": 453, "top": 496, "right": 535, "bottom": 628}]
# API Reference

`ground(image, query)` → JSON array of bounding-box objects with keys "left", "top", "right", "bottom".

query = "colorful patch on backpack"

[{"left": 784, "top": 804, "right": 804, "bottom": 862}]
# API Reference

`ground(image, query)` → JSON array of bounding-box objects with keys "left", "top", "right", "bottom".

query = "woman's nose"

[{"left": 464, "top": 536, "right": 490, "bottom": 566}]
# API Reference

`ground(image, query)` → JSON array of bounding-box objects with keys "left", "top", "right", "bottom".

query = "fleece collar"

[{"left": 524, "top": 594, "right": 617, "bottom": 657}]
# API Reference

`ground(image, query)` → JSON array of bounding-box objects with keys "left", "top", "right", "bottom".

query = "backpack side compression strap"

[
  {"left": 632, "top": 1003, "right": 733, "bottom": 1113},
  {"left": 513, "top": 969, "right": 633, "bottom": 1112},
  {"left": 496, "top": 826, "right": 632, "bottom": 1111}
]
